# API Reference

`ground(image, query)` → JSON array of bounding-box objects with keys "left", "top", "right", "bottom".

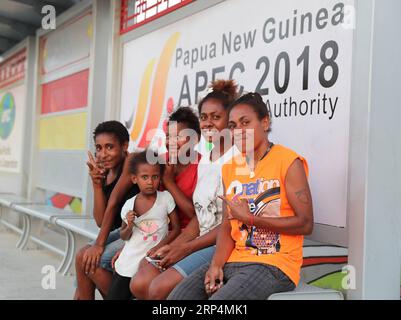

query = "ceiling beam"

[
  {"left": 0, "top": 36, "right": 19, "bottom": 54},
  {"left": 0, "top": 15, "right": 37, "bottom": 39},
  {"left": 10, "top": 0, "right": 72, "bottom": 14},
  {"left": 0, "top": 32, "right": 23, "bottom": 43},
  {"left": 10, "top": 0, "right": 72, "bottom": 9}
]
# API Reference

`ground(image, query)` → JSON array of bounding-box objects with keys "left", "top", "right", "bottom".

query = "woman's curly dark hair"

[{"left": 168, "top": 107, "right": 201, "bottom": 136}]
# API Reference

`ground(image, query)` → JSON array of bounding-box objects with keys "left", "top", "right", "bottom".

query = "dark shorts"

[
  {"left": 106, "top": 272, "right": 133, "bottom": 300},
  {"left": 168, "top": 262, "right": 295, "bottom": 300}
]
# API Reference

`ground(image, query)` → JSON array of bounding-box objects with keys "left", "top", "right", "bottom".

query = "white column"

[
  {"left": 347, "top": 0, "right": 401, "bottom": 299},
  {"left": 83, "top": 0, "right": 116, "bottom": 215}
]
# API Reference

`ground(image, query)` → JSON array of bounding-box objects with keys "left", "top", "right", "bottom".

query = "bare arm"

[
  {"left": 204, "top": 192, "right": 235, "bottom": 295},
  {"left": 86, "top": 151, "right": 107, "bottom": 227},
  {"left": 171, "top": 215, "right": 220, "bottom": 254},
  {"left": 120, "top": 221, "right": 132, "bottom": 241},
  {"left": 153, "top": 209, "right": 181, "bottom": 249},
  {"left": 156, "top": 213, "right": 222, "bottom": 269},
  {"left": 170, "top": 215, "right": 200, "bottom": 245},
  {"left": 95, "top": 153, "right": 135, "bottom": 246},
  {"left": 92, "top": 186, "right": 107, "bottom": 228},
  {"left": 83, "top": 153, "right": 138, "bottom": 274},
  {"left": 253, "top": 159, "right": 313, "bottom": 235},
  {"left": 226, "top": 159, "right": 314, "bottom": 236},
  {"left": 187, "top": 225, "right": 220, "bottom": 253},
  {"left": 163, "top": 179, "right": 195, "bottom": 219},
  {"left": 163, "top": 162, "right": 195, "bottom": 219}
]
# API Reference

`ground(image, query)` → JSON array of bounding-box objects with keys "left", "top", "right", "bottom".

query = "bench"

[
  {"left": 1, "top": 194, "right": 347, "bottom": 298},
  {"left": 11, "top": 204, "right": 92, "bottom": 275},
  {"left": 0, "top": 194, "right": 102, "bottom": 276},
  {"left": 53, "top": 217, "right": 100, "bottom": 275},
  {"left": 0, "top": 195, "right": 89, "bottom": 275},
  {"left": 48, "top": 218, "right": 348, "bottom": 298},
  {"left": 0, "top": 193, "right": 40, "bottom": 207},
  {"left": 268, "top": 281, "right": 344, "bottom": 300},
  {"left": 0, "top": 194, "right": 44, "bottom": 248}
]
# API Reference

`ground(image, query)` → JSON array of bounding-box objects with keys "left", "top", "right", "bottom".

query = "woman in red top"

[{"left": 161, "top": 107, "right": 200, "bottom": 229}]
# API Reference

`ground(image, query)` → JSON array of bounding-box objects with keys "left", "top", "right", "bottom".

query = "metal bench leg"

[
  {"left": 20, "top": 215, "right": 31, "bottom": 250},
  {"left": 61, "top": 230, "right": 75, "bottom": 276},
  {"left": 15, "top": 213, "right": 26, "bottom": 248},
  {"left": 0, "top": 205, "right": 6, "bottom": 231},
  {"left": 17, "top": 214, "right": 31, "bottom": 249},
  {"left": 0, "top": 205, "right": 4, "bottom": 229},
  {"left": 57, "top": 228, "right": 71, "bottom": 274}
]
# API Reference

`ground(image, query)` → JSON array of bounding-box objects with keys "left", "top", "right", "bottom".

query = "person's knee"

[
  {"left": 148, "top": 276, "right": 178, "bottom": 300},
  {"left": 130, "top": 274, "right": 148, "bottom": 299},
  {"left": 130, "top": 259, "right": 160, "bottom": 299},
  {"left": 75, "top": 246, "right": 89, "bottom": 269},
  {"left": 168, "top": 264, "right": 210, "bottom": 300}
]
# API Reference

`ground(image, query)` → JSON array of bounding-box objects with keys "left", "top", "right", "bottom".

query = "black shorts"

[{"left": 106, "top": 272, "right": 133, "bottom": 300}]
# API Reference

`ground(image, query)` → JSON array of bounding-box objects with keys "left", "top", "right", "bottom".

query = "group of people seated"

[{"left": 73, "top": 79, "right": 314, "bottom": 300}]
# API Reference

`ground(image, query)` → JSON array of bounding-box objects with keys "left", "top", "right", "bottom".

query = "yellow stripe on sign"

[
  {"left": 39, "top": 112, "right": 87, "bottom": 150},
  {"left": 130, "top": 59, "right": 156, "bottom": 142}
]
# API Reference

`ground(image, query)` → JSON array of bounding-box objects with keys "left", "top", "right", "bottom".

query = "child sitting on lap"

[{"left": 106, "top": 150, "right": 180, "bottom": 300}]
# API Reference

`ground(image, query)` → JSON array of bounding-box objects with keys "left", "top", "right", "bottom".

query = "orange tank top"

[{"left": 221, "top": 144, "right": 308, "bottom": 285}]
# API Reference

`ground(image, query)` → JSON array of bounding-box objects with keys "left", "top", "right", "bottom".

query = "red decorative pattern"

[
  {"left": 120, "top": 0, "right": 194, "bottom": 35},
  {"left": 41, "top": 69, "right": 89, "bottom": 114},
  {"left": 50, "top": 193, "right": 73, "bottom": 209},
  {"left": 0, "top": 49, "right": 26, "bottom": 89},
  {"left": 302, "top": 256, "right": 348, "bottom": 267}
]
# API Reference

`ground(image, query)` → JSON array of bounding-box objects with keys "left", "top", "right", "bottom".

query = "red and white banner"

[{"left": 0, "top": 49, "right": 26, "bottom": 90}]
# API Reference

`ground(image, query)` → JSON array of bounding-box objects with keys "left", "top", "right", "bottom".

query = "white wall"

[{"left": 347, "top": 0, "right": 401, "bottom": 299}]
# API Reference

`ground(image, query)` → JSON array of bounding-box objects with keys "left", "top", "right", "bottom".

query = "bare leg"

[
  {"left": 130, "top": 258, "right": 161, "bottom": 299},
  {"left": 88, "top": 267, "right": 113, "bottom": 298},
  {"left": 148, "top": 268, "right": 184, "bottom": 300},
  {"left": 75, "top": 245, "right": 96, "bottom": 300},
  {"left": 73, "top": 288, "right": 79, "bottom": 300}
]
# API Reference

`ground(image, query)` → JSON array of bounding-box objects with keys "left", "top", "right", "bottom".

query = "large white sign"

[
  {"left": 120, "top": 0, "right": 355, "bottom": 227},
  {"left": 41, "top": 12, "right": 92, "bottom": 76},
  {"left": 0, "top": 85, "right": 26, "bottom": 173}
]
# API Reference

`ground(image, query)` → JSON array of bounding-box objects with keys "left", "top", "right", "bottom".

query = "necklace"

[{"left": 248, "top": 142, "right": 274, "bottom": 178}]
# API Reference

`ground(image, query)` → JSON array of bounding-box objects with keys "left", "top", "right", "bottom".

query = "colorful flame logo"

[{"left": 125, "top": 33, "right": 180, "bottom": 148}]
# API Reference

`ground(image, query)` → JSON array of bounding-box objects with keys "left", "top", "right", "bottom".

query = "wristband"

[{"left": 249, "top": 214, "right": 254, "bottom": 226}]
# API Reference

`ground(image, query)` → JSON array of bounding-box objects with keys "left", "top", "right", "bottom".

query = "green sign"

[{"left": 0, "top": 92, "right": 16, "bottom": 140}]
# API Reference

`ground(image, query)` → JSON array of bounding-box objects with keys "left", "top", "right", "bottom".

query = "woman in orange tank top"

[{"left": 168, "top": 92, "right": 314, "bottom": 300}]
